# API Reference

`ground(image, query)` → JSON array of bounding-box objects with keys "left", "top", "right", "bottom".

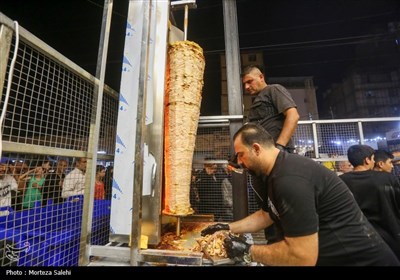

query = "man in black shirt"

[
  {"left": 242, "top": 65, "right": 300, "bottom": 242},
  {"left": 195, "top": 159, "right": 225, "bottom": 221},
  {"left": 340, "top": 145, "right": 400, "bottom": 261},
  {"left": 202, "top": 124, "right": 399, "bottom": 266},
  {"left": 373, "top": 149, "right": 395, "bottom": 173},
  {"left": 42, "top": 159, "right": 68, "bottom": 206},
  {"left": 242, "top": 65, "right": 299, "bottom": 153}
]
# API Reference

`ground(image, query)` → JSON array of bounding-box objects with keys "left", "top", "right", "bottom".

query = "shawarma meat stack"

[{"left": 163, "top": 41, "right": 205, "bottom": 216}]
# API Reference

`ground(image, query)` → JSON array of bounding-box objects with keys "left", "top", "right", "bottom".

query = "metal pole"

[
  {"left": 184, "top": 4, "right": 188, "bottom": 40},
  {"left": 80, "top": 0, "right": 113, "bottom": 266},
  {"left": 312, "top": 122, "right": 319, "bottom": 158},
  {"left": 358, "top": 121, "right": 365, "bottom": 144},
  {"left": 222, "top": 0, "right": 247, "bottom": 221},
  {"left": 130, "top": 0, "right": 151, "bottom": 266}
]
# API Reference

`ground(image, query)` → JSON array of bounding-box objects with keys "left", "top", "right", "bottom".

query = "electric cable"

[{"left": 0, "top": 21, "right": 19, "bottom": 159}]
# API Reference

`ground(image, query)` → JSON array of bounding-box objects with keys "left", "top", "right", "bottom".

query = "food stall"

[{"left": 89, "top": 0, "right": 246, "bottom": 266}]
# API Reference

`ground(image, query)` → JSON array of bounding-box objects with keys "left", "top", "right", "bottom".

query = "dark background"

[{"left": 1, "top": 0, "right": 399, "bottom": 116}]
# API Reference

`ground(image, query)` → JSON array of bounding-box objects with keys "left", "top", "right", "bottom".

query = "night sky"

[{"left": 1, "top": 0, "right": 399, "bottom": 116}]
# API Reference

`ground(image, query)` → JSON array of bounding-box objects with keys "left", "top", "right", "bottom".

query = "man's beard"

[
  {"left": 247, "top": 165, "right": 262, "bottom": 177},
  {"left": 242, "top": 155, "right": 264, "bottom": 177},
  {"left": 247, "top": 168, "right": 257, "bottom": 177}
]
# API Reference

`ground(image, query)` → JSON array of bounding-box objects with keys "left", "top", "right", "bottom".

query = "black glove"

[
  {"left": 224, "top": 233, "right": 251, "bottom": 260},
  {"left": 200, "top": 223, "right": 230, "bottom": 236}
]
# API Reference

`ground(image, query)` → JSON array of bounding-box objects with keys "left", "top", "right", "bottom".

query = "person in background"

[
  {"left": 221, "top": 163, "right": 233, "bottom": 221},
  {"left": 195, "top": 158, "right": 225, "bottom": 221},
  {"left": 40, "top": 159, "right": 52, "bottom": 174},
  {"left": 336, "top": 160, "right": 353, "bottom": 175},
  {"left": 190, "top": 168, "right": 200, "bottom": 213},
  {"left": 8, "top": 160, "right": 28, "bottom": 187},
  {"left": 94, "top": 165, "right": 106, "bottom": 200},
  {"left": 62, "top": 157, "right": 87, "bottom": 199},
  {"left": 201, "top": 123, "right": 399, "bottom": 266},
  {"left": 0, "top": 162, "right": 18, "bottom": 216},
  {"left": 104, "top": 165, "right": 113, "bottom": 200},
  {"left": 393, "top": 151, "right": 400, "bottom": 179},
  {"left": 242, "top": 65, "right": 299, "bottom": 153},
  {"left": 22, "top": 162, "right": 46, "bottom": 209},
  {"left": 373, "top": 149, "right": 394, "bottom": 173},
  {"left": 42, "top": 159, "right": 68, "bottom": 205},
  {"left": 339, "top": 145, "right": 400, "bottom": 261},
  {"left": 8, "top": 160, "right": 29, "bottom": 210}
]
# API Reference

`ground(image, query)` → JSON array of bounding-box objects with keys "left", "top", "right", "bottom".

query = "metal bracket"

[{"left": 170, "top": 0, "right": 197, "bottom": 10}]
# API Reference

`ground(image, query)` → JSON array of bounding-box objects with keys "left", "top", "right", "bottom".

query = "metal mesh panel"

[
  {"left": 192, "top": 125, "right": 233, "bottom": 222},
  {"left": 98, "top": 93, "right": 118, "bottom": 155},
  {"left": 293, "top": 122, "right": 361, "bottom": 158},
  {"left": 0, "top": 21, "right": 116, "bottom": 266},
  {"left": 247, "top": 175, "right": 261, "bottom": 215},
  {"left": 3, "top": 41, "right": 92, "bottom": 150}
]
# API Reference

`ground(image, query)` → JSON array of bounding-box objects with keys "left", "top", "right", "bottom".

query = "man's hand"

[
  {"left": 224, "top": 233, "right": 251, "bottom": 260},
  {"left": 200, "top": 223, "right": 229, "bottom": 236}
]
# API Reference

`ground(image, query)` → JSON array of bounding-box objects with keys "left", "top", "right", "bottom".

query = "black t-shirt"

[
  {"left": 261, "top": 152, "right": 399, "bottom": 266},
  {"left": 42, "top": 172, "right": 65, "bottom": 205},
  {"left": 340, "top": 170, "right": 400, "bottom": 260},
  {"left": 248, "top": 84, "right": 297, "bottom": 149}
]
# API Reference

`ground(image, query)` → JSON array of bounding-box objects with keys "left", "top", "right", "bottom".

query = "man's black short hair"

[
  {"left": 347, "top": 145, "right": 375, "bottom": 167},
  {"left": 241, "top": 64, "right": 265, "bottom": 76},
  {"left": 374, "top": 149, "right": 394, "bottom": 165},
  {"left": 233, "top": 122, "right": 275, "bottom": 148}
]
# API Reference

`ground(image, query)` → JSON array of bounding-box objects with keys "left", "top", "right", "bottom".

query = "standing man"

[
  {"left": 202, "top": 123, "right": 399, "bottom": 266},
  {"left": 42, "top": 159, "right": 68, "bottom": 205},
  {"left": 62, "top": 157, "right": 87, "bottom": 199},
  {"left": 195, "top": 159, "right": 225, "bottom": 221},
  {"left": 242, "top": 65, "right": 299, "bottom": 153},
  {"left": 241, "top": 65, "right": 300, "bottom": 242}
]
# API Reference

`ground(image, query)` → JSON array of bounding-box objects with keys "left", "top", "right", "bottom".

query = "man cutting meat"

[{"left": 201, "top": 123, "right": 399, "bottom": 266}]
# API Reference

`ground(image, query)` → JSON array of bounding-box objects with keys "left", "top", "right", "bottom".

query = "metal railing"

[{"left": 195, "top": 116, "right": 400, "bottom": 220}]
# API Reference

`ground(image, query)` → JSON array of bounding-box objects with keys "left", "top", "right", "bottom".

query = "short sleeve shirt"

[
  {"left": 262, "top": 152, "right": 399, "bottom": 266},
  {"left": 0, "top": 175, "right": 18, "bottom": 214},
  {"left": 248, "top": 84, "right": 297, "bottom": 146}
]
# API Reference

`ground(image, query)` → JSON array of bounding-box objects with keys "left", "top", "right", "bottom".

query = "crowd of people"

[{"left": 0, "top": 157, "right": 114, "bottom": 215}]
